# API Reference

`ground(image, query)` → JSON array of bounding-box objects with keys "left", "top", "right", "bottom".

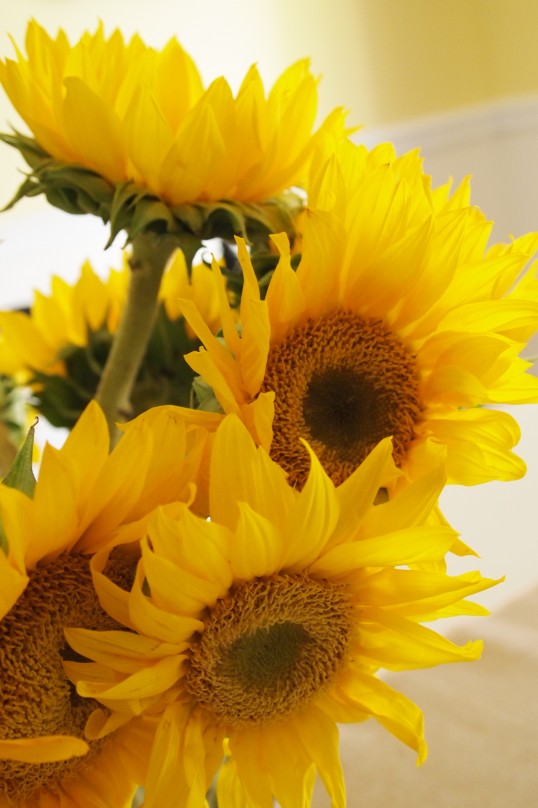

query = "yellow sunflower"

[
  {"left": 0, "top": 400, "right": 207, "bottom": 806},
  {"left": 0, "top": 21, "right": 346, "bottom": 242},
  {"left": 0, "top": 249, "right": 221, "bottom": 427},
  {"left": 180, "top": 139, "right": 538, "bottom": 489},
  {"left": 66, "top": 415, "right": 498, "bottom": 808}
]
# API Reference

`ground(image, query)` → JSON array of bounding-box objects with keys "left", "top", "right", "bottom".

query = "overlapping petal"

[
  {"left": 0, "top": 21, "right": 345, "bottom": 206},
  {"left": 0, "top": 399, "right": 209, "bottom": 806},
  {"left": 180, "top": 139, "right": 538, "bottom": 490},
  {"left": 67, "top": 415, "right": 497, "bottom": 807}
]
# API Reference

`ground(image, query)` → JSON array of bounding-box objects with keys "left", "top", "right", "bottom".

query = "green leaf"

[{"left": 2, "top": 421, "right": 37, "bottom": 497}]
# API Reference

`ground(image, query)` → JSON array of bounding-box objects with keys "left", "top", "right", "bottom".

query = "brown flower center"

[
  {"left": 185, "top": 574, "right": 353, "bottom": 726},
  {"left": 261, "top": 311, "right": 422, "bottom": 487},
  {"left": 0, "top": 551, "right": 134, "bottom": 802}
]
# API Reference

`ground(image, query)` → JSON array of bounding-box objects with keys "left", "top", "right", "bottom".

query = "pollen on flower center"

[
  {"left": 261, "top": 311, "right": 422, "bottom": 487},
  {"left": 0, "top": 551, "right": 133, "bottom": 801},
  {"left": 185, "top": 574, "right": 353, "bottom": 725}
]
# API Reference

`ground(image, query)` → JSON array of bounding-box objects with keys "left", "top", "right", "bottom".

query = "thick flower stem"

[{"left": 95, "top": 230, "right": 200, "bottom": 446}]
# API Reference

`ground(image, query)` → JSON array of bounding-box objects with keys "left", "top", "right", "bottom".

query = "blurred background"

[{"left": 1, "top": 3, "right": 537, "bottom": 804}]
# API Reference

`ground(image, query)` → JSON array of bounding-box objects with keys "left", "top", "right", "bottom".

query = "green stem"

[{"left": 95, "top": 230, "right": 200, "bottom": 446}]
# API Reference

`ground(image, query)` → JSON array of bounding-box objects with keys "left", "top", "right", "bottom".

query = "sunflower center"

[
  {"left": 261, "top": 311, "right": 422, "bottom": 487},
  {"left": 185, "top": 574, "right": 352, "bottom": 725},
  {"left": 0, "top": 551, "right": 134, "bottom": 801}
]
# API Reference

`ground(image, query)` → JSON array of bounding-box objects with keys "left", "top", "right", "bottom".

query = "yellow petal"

[
  {"left": 330, "top": 437, "right": 399, "bottom": 546},
  {"left": 141, "top": 537, "right": 226, "bottom": 614},
  {"left": 143, "top": 703, "right": 189, "bottom": 808},
  {"left": 122, "top": 81, "right": 174, "bottom": 194},
  {"left": 292, "top": 706, "right": 346, "bottom": 808},
  {"left": 427, "top": 408, "right": 527, "bottom": 484},
  {"left": 62, "top": 76, "right": 126, "bottom": 181},
  {"left": 29, "top": 444, "right": 79, "bottom": 563},
  {"left": 0, "top": 735, "right": 89, "bottom": 763},
  {"left": 360, "top": 463, "right": 446, "bottom": 538},
  {"left": 60, "top": 400, "right": 109, "bottom": 493},
  {"left": 0, "top": 547, "right": 28, "bottom": 620},
  {"left": 355, "top": 568, "right": 500, "bottom": 619},
  {"left": 84, "top": 706, "right": 133, "bottom": 740},
  {"left": 228, "top": 727, "right": 278, "bottom": 808},
  {"left": 152, "top": 38, "right": 204, "bottom": 130},
  {"left": 90, "top": 550, "right": 136, "bottom": 630},
  {"left": 266, "top": 236, "right": 306, "bottom": 343},
  {"left": 358, "top": 608, "right": 484, "bottom": 670},
  {"left": 217, "top": 755, "right": 255, "bottom": 808},
  {"left": 64, "top": 627, "right": 184, "bottom": 673},
  {"left": 281, "top": 441, "right": 338, "bottom": 571},
  {"left": 150, "top": 506, "right": 232, "bottom": 591},
  {"left": 76, "top": 654, "right": 185, "bottom": 701},
  {"left": 128, "top": 561, "right": 203, "bottom": 644},
  {"left": 333, "top": 668, "right": 427, "bottom": 764},
  {"left": 209, "top": 414, "right": 294, "bottom": 532},
  {"left": 230, "top": 502, "right": 284, "bottom": 580},
  {"left": 311, "top": 526, "right": 457, "bottom": 577}
]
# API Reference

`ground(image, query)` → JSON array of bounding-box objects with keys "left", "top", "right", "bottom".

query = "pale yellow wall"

[
  {"left": 356, "top": 0, "right": 538, "bottom": 124},
  {"left": 481, "top": 0, "right": 538, "bottom": 98}
]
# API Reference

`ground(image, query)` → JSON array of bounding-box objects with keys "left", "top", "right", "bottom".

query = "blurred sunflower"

[
  {"left": 66, "top": 416, "right": 497, "bottom": 808},
  {"left": 0, "top": 250, "right": 221, "bottom": 427},
  {"left": 0, "top": 21, "right": 346, "bottom": 244},
  {"left": 180, "top": 140, "right": 538, "bottom": 489},
  {"left": 0, "top": 401, "right": 207, "bottom": 805}
]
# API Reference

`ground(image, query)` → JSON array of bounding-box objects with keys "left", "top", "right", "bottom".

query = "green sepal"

[
  {"left": 107, "top": 182, "right": 304, "bottom": 253},
  {"left": 191, "top": 376, "right": 224, "bottom": 413},
  {"left": 107, "top": 183, "right": 177, "bottom": 246},
  {"left": 1, "top": 130, "right": 305, "bottom": 253},
  {"left": 171, "top": 193, "right": 303, "bottom": 243},
  {"left": 2, "top": 420, "right": 37, "bottom": 498},
  {"left": 0, "top": 130, "right": 49, "bottom": 169}
]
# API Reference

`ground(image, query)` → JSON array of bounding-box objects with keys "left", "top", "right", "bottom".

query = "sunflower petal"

[{"left": 0, "top": 735, "right": 89, "bottom": 763}]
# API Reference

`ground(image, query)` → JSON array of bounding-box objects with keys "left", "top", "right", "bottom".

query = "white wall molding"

[{"left": 358, "top": 94, "right": 538, "bottom": 154}]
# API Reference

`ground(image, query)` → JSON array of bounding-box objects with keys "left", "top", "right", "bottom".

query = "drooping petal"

[
  {"left": 356, "top": 608, "right": 484, "bottom": 670},
  {"left": 328, "top": 667, "right": 427, "bottom": 763},
  {"left": 0, "top": 735, "right": 89, "bottom": 763}
]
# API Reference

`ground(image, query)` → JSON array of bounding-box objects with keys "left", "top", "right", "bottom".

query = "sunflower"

[
  {"left": 66, "top": 415, "right": 498, "bottom": 808},
  {"left": 0, "top": 400, "right": 207, "bottom": 806},
  {"left": 0, "top": 249, "right": 222, "bottom": 427},
  {"left": 0, "top": 21, "right": 346, "bottom": 243},
  {"left": 180, "top": 139, "right": 538, "bottom": 489}
]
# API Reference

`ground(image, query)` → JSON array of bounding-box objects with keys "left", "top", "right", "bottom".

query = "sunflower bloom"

[
  {"left": 66, "top": 416, "right": 498, "bottom": 807},
  {"left": 180, "top": 139, "right": 538, "bottom": 489},
  {"left": 0, "top": 401, "right": 207, "bottom": 806},
  {"left": 0, "top": 21, "right": 345, "bottom": 241},
  {"left": 0, "top": 250, "right": 222, "bottom": 427}
]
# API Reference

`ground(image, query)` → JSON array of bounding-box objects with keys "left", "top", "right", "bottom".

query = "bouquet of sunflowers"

[{"left": 0, "top": 21, "right": 537, "bottom": 808}]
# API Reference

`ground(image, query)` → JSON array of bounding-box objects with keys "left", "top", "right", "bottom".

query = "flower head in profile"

[
  {"left": 0, "top": 401, "right": 207, "bottom": 806},
  {"left": 0, "top": 249, "right": 221, "bottom": 427},
  {"left": 66, "top": 416, "right": 498, "bottom": 808},
  {"left": 181, "top": 139, "right": 538, "bottom": 489},
  {"left": 0, "top": 21, "right": 346, "bottom": 244}
]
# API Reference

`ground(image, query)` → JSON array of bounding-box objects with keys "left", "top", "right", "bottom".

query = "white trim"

[{"left": 358, "top": 94, "right": 538, "bottom": 154}]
